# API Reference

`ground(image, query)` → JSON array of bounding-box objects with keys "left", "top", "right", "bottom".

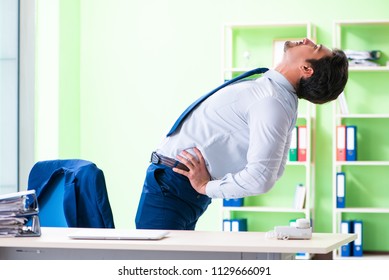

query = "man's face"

[{"left": 283, "top": 38, "right": 332, "bottom": 65}]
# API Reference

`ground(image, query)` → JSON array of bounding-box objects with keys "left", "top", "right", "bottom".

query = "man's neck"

[{"left": 274, "top": 64, "right": 299, "bottom": 89}]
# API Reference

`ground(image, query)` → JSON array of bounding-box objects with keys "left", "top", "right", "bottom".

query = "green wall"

[
  {"left": 59, "top": 0, "right": 80, "bottom": 157},
  {"left": 35, "top": 0, "right": 389, "bottom": 234}
]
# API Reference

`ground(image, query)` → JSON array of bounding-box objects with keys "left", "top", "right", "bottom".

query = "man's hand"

[{"left": 172, "top": 147, "right": 210, "bottom": 195}]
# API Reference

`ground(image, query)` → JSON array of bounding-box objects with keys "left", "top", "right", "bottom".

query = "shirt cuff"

[{"left": 205, "top": 180, "right": 223, "bottom": 199}]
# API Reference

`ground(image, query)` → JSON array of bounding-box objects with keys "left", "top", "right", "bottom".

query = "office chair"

[{"left": 27, "top": 159, "right": 115, "bottom": 228}]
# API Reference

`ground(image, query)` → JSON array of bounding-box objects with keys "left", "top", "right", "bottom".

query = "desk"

[{"left": 0, "top": 227, "right": 356, "bottom": 260}]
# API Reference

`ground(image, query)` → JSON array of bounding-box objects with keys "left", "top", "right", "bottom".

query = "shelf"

[
  {"left": 286, "top": 161, "right": 309, "bottom": 166},
  {"left": 222, "top": 206, "right": 307, "bottom": 213},
  {"left": 335, "top": 20, "right": 389, "bottom": 25},
  {"left": 334, "top": 254, "right": 389, "bottom": 260},
  {"left": 332, "top": 19, "right": 389, "bottom": 258},
  {"left": 335, "top": 208, "right": 389, "bottom": 214},
  {"left": 297, "top": 113, "right": 309, "bottom": 119},
  {"left": 224, "top": 22, "right": 314, "bottom": 29},
  {"left": 335, "top": 161, "right": 389, "bottom": 166},
  {"left": 336, "top": 113, "right": 389, "bottom": 119},
  {"left": 348, "top": 66, "right": 389, "bottom": 72}
]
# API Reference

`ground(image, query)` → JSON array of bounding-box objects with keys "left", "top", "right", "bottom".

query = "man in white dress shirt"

[{"left": 135, "top": 38, "right": 348, "bottom": 230}]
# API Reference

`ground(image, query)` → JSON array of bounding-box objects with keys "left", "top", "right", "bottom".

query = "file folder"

[
  {"left": 340, "top": 220, "right": 352, "bottom": 257},
  {"left": 0, "top": 190, "right": 41, "bottom": 237},
  {"left": 297, "top": 125, "right": 307, "bottom": 162},
  {"left": 223, "top": 198, "right": 244, "bottom": 207},
  {"left": 353, "top": 220, "right": 363, "bottom": 257},
  {"left": 289, "top": 126, "right": 298, "bottom": 161},
  {"left": 336, "top": 125, "right": 346, "bottom": 161},
  {"left": 223, "top": 219, "right": 247, "bottom": 231},
  {"left": 223, "top": 219, "right": 231, "bottom": 232},
  {"left": 336, "top": 172, "right": 346, "bottom": 208},
  {"left": 346, "top": 125, "right": 357, "bottom": 161},
  {"left": 231, "top": 219, "right": 247, "bottom": 231}
]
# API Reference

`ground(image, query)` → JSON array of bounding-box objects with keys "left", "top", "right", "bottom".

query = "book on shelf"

[
  {"left": 346, "top": 125, "right": 357, "bottom": 161},
  {"left": 337, "top": 125, "right": 358, "bottom": 162},
  {"left": 297, "top": 126, "right": 307, "bottom": 162},
  {"left": 289, "top": 126, "right": 298, "bottom": 161},
  {"left": 339, "top": 220, "right": 363, "bottom": 257},
  {"left": 336, "top": 172, "right": 346, "bottom": 208},
  {"left": 0, "top": 190, "right": 41, "bottom": 237},
  {"left": 223, "top": 198, "right": 244, "bottom": 207},
  {"left": 336, "top": 125, "right": 346, "bottom": 161},
  {"left": 340, "top": 220, "right": 352, "bottom": 257},
  {"left": 293, "top": 183, "right": 306, "bottom": 209},
  {"left": 353, "top": 220, "right": 363, "bottom": 257},
  {"left": 288, "top": 125, "right": 308, "bottom": 162},
  {"left": 223, "top": 219, "right": 247, "bottom": 232}
]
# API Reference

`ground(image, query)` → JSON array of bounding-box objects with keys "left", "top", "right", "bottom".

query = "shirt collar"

[{"left": 263, "top": 69, "right": 296, "bottom": 94}]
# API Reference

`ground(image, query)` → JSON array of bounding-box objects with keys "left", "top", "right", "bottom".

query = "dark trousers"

[{"left": 135, "top": 164, "right": 212, "bottom": 230}]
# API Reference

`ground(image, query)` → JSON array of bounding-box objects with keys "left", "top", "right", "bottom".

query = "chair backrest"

[
  {"left": 35, "top": 175, "right": 67, "bottom": 227},
  {"left": 27, "top": 159, "right": 115, "bottom": 228}
]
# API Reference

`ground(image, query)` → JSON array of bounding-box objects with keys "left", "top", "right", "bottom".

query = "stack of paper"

[
  {"left": 344, "top": 50, "right": 381, "bottom": 61},
  {"left": 344, "top": 50, "right": 381, "bottom": 67},
  {"left": 0, "top": 217, "right": 27, "bottom": 236},
  {"left": 0, "top": 190, "right": 41, "bottom": 237}
]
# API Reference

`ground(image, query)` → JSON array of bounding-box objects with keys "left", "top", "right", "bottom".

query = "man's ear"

[{"left": 300, "top": 65, "right": 314, "bottom": 78}]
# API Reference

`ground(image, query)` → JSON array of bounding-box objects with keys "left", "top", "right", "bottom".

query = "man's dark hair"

[{"left": 296, "top": 49, "right": 349, "bottom": 104}]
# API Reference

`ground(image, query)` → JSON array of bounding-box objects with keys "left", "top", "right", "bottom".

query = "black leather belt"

[{"left": 150, "top": 152, "right": 189, "bottom": 172}]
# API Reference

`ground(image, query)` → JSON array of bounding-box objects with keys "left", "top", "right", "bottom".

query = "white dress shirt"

[{"left": 156, "top": 69, "right": 298, "bottom": 199}]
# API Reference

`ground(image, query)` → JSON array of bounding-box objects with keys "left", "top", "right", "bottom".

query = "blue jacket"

[{"left": 28, "top": 159, "right": 115, "bottom": 228}]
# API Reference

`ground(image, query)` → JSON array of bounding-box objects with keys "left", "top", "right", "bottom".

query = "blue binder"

[
  {"left": 346, "top": 125, "right": 357, "bottom": 161},
  {"left": 340, "top": 220, "right": 352, "bottom": 257},
  {"left": 231, "top": 219, "right": 247, "bottom": 231},
  {"left": 336, "top": 172, "right": 346, "bottom": 208},
  {"left": 223, "top": 219, "right": 231, "bottom": 231},
  {"left": 222, "top": 219, "right": 247, "bottom": 231},
  {"left": 223, "top": 198, "right": 244, "bottom": 207},
  {"left": 353, "top": 220, "right": 363, "bottom": 257}
]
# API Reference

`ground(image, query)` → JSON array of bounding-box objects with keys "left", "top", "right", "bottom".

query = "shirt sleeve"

[
  {"left": 277, "top": 126, "right": 292, "bottom": 179},
  {"left": 206, "top": 97, "right": 291, "bottom": 198}
]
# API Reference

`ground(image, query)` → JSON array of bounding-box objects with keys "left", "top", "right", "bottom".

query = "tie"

[{"left": 166, "top": 67, "right": 269, "bottom": 137}]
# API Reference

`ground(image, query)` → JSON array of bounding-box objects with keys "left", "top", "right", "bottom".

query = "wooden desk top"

[{"left": 0, "top": 227, "right": 356, "bottom": 255}]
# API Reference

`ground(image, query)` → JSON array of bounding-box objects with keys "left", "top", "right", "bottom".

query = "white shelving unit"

[
  {"left": 332, "top": 20, "right": 389, "bottom": 259},
  {"left": 222, "top": 22, "right": 316, "bottom": 80},
  {"left": 221, "top": 22, "right": 316, "bottom": 259}
]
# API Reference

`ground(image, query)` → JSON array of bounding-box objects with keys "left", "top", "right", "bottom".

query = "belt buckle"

[{"left": 150, "top": 152, "right": 160, "bottom": 164}]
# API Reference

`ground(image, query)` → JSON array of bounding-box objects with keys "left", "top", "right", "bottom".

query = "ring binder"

[{"left": 0, "top": 190, "right": 41, "bottom": 237}]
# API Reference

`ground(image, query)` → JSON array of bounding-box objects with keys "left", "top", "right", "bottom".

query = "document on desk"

[
  {"left": 68, "top": 228, "right": 169, "bottom": 240},
  {"left": 0, "top": 190, "right": 41, "bottom": 237}
]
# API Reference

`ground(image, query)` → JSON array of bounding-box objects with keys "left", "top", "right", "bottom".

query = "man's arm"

[
  {"left": 173, "top": 147, "right": 210, "bottom": 195},
  {"left": 206, "top": 98, "right": 291, "bottom": 198},
  {"left": 173, "top": 98, "right": 293, "bottom": 198}
]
